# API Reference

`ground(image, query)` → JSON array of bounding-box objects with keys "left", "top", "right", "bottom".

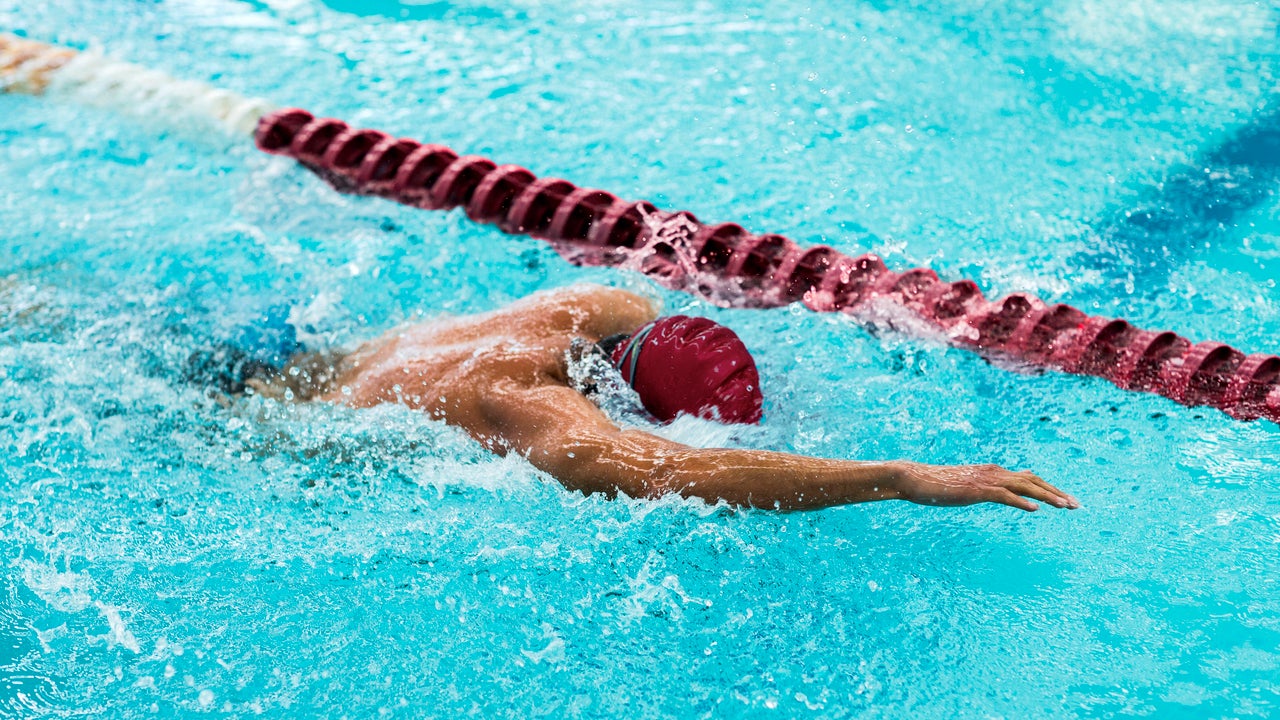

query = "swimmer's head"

[{"left": 605, "top": 315, "right": 764, "bottom": 425}]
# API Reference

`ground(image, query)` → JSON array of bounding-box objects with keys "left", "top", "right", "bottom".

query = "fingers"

[
  {"left": 1035, "top": 476, "right": 1080, "bottom": 509},
  {"left": 988, "top": 487, "right": 1039, "bottom": 512},
  {"left": 996, "top": 469, "right": 1080, "bottom": 510},
  {"left": 1016, "top": 471, "right": 1079, "bottom": 509},
  {"left": 905, "top": 462, "right": 1081, "bottom": 513},
  {"left": 1009, "top": 475, "right": 1075, "bottom": 509}
]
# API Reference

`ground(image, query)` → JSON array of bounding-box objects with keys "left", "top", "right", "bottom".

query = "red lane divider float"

[{"left": 255, "top": 108, "right": 1280, "bottom": 425}]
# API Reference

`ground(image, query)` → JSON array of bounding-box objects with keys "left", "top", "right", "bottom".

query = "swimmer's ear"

[
  {"left": 566, "top": 337, "right": 592, "bottom": 364},
  {"left": 595, "top": 333, "right": 631, "bottom": 358},
  {"left": 567, "top": 336, "right": 613, "bottom": 365},
  {"left": 565, "top": 338, "right": 601, "bottom": 397}
]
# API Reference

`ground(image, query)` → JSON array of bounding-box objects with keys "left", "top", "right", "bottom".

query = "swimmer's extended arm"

[{"left": 480, "top": 382, "right": 1078, "bottom": 512}]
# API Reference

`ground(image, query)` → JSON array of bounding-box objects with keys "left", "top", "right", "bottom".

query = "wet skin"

[{"left": 319, "top": 284, "right": 1078, "bottom": 512}]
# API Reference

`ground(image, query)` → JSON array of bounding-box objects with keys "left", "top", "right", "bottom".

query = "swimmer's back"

[{"left": 318, "top": 284, "right": 657, "bottom": 420}]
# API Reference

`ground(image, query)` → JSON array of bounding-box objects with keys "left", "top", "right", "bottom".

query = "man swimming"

[{"left": 222, "top": 284, "right": 1077, "bottom": 512}]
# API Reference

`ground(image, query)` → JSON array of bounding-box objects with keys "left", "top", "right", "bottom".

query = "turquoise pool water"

[{"left": 3, "top": 0, "right": 1280, "bottom": 717}]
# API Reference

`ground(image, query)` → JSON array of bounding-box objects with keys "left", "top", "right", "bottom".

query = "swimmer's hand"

[{"left": 888, "top": 461, "right": 1079, "bottom": 512}]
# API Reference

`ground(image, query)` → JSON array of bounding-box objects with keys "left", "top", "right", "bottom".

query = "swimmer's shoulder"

[{"left": 515, "top": 284, "right": 659, "bottom": 339}]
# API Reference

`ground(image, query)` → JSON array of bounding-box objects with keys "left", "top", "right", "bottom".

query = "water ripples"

[{"left": 0, "top": 598, "right": 65, "bottom": 720}]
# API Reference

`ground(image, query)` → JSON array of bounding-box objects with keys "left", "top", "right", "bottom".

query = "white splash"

[
  {"left": 92, "top": 601, "right": 142, "bottom": 653},
  {"left": 21, "top": 561, "right": 141, "bottom": 653},
  {"left": 520, "top": 623, "right": 566, "bottom": 665}
]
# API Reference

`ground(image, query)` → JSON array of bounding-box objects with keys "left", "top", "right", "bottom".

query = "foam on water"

[{"left": 2, "top": 0, "right": 1280, "bottom": 717}]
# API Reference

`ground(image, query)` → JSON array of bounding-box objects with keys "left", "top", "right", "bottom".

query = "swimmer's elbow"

[
  {"left": 535, "top": 428, "right": 678, "bottom": 500},
  {"left": 543, "top": 284, "right": 657, "bottom": 337},
  {"left": 597, "top": 287, "right": 658, "bottom": 326},
  {"left": 553, "top": 283, "right": 644, "bottom": 306}
]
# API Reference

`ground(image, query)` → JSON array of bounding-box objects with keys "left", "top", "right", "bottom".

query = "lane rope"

[
  {"left": 5, "top": 34, "right": 1278, "bottom": 424},
  {"left": 1, "top": 34, "right": 275, "bottom": 134}
]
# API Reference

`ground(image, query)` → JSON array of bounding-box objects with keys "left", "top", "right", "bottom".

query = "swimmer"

[{"left": 216, "top": 284, "right": 1078, "bottom": 512}]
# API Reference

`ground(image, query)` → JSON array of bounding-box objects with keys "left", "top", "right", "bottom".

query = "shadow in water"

[
  {"left": 1075, "top": 102, "right": 1280, "bottom": 291},
  {"left": 317, "top": 0, "right": 508, "bottom": 21}
]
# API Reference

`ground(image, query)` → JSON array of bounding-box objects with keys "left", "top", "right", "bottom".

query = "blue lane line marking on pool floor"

[{"left": 1078, "top": 101, "right": 1280, "bottom": 289}]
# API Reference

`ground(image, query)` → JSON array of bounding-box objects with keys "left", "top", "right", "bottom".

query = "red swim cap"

[{"left": 610, "top": 315, "right": 764, "bottom": 424}]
